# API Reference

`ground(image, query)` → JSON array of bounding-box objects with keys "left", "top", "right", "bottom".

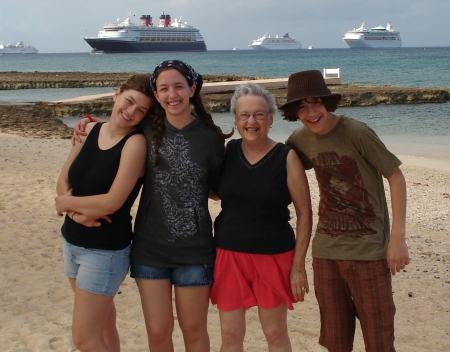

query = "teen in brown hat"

[{"left": 279, "top": 70, "right": 410, "bottom": 352}]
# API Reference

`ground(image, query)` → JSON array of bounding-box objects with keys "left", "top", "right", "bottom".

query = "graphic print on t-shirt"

[
  {"left": 153, "top": 134, "right": 206, "bottom": 242},
  {"left": 312, "top": 151, "right": 377, "bottom": 237}
]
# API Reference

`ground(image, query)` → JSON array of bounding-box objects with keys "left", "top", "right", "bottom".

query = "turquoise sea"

[{"left": 1, "top": 48, "right": 449, "bottom": 160}]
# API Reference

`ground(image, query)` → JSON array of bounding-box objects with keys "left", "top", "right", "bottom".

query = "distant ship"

[
  {"left": 250, "top": 33, "right": 301, "bottom": 50},
  {"left": 84, "top": 12, "right": 207, "bottom": 53},
  {"left": 343, "top": 22, "right": 402, "bottom": 49},
  {"left": 0, "top": 41, "right": 38, "bottom": 55}
]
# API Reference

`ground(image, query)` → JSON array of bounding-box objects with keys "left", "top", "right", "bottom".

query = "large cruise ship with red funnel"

[{"left": 84, "top": 12, "right": 207, "bottom": 53}]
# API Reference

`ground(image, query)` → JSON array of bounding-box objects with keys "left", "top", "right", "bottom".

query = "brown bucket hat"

[{"left": 280, "top": 70, "right": 341, "bottom": 108}]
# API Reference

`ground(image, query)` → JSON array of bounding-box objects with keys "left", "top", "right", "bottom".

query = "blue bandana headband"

[{"left": 150, "top": 60, "right": 203, "bottom": 94}]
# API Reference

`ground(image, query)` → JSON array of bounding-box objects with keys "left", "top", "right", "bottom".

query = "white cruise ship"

[
  {"left": 0, "top": 41, "right": 38, "bottom": 54},
  {"left": 343, "top": 22, "right": 402, "bottom": 49},
  {"left": 250, "top": 33, "right": 301, "bottom": 50}
]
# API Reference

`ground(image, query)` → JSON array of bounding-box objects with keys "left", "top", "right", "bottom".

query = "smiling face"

[
  {"left": 112, "top": 88, "right": 151, "bottom": 127},
  {"left": 153, "top": 68, "right": 196, "bottom": 118},
  {"left": 235, "top": 95, "right": 273, "bottom": 144},
  {"left": 296, "top": 97, "right": 340, "bottom": 135}
]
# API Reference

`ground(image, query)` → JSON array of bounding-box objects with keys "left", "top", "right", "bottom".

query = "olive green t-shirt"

[{"left": 287, "top": 115, "right": 402, "bottom": 261}]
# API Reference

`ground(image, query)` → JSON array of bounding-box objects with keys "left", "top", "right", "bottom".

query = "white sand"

[{"left": 0, "top": 133, "right": 449, "bottom": 351}]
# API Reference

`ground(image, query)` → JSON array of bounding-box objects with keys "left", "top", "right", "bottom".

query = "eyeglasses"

[{"left": 236, "top": 112, "right": 269, "bottom": 121}]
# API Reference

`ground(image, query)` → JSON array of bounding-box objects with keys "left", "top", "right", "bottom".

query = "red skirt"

[{"left": 210, "top": 248, "right": 297, "bottom": 311}]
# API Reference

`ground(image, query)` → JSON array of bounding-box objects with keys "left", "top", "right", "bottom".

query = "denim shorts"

[
  {"left": 130, "top": 262, "right": 214, "bottom": 287},
  {"left": 62, "top": 235, "right": 131, "bottom": 296}
]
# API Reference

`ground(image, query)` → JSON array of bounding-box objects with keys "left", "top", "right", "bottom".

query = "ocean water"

[
  {"left": 1, "top": 48, "right": 450, "bottom": 160},
  {"left": 1, "top": 47, "right": 450, "bottom": 86},
  {"left": 61, "top": 101, "right": 450, "bottom": 161}
]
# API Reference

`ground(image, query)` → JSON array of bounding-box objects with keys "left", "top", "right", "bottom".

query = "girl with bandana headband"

[
  {"left": 131, "top": 60, "right": 232, "bottom": 351},
  {"left": 148, "top": 60, "right": 231, "bottom": 165},
  {"left": 72, "top": 60, "right": 232, "bottom": 351}
]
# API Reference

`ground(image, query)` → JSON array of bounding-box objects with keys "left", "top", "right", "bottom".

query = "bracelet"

[
  {"left": 84, "top": 114, "right": 94, "bottom": 122},
  {"left": 71, "top": 212, "right": 77, "bottom": 220}
]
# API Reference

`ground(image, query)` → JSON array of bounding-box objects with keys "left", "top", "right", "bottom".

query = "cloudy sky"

[{"left": 2, "top": 0, "right": 450, "bottom": 53}]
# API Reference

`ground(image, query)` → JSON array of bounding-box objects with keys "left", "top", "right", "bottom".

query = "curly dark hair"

[
  {"left": 280, "top": 96, "right": 340, "bottom": 122},
  {"left": 150, "top": 65, "right": 233, "bottom": 165}
]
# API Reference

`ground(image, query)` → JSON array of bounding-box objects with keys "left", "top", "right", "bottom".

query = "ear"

[
  {"left": 269, "top": 114, "right": 274, "bottom": 126},
  {"left": 189, "top": 85, "right": 196, "bottom": 97},
  {"left": 113, "top": 88, "right": 120, "bottom": 102},
  {"left": 153, "top": 90, "right": 160, "bottom": 103}
]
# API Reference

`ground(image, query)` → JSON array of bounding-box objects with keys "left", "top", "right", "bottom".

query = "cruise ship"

[
  {"left": 84, "top": 12, "right": 207, "bottom": 53},
  {"left": 343, "top": 22, "right": 402, "bottom": 49},
  {"left": 250, "top": 33, "right": 301, "bottom": 50},
  {"left": 0, "top": 41, "right": 38, "bottom": 55}
]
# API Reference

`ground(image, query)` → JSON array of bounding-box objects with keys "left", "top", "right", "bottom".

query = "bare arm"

[
  {"left": 286, "top": 150, "right": 313, "bottom": 302},
  {"left": 386, "top": 167, "right": 410, "bottom": 275},
  {"left": 55, "top": 134, "right": 146, "bottom": 217},
  {"left": 56, "top": 127, "right": 89, "bottom": 196},
  {"left": 72, "top": 115, "right": 108, "bottom": 145},
  {"left": 56, "top": 124, "right": 104, "bottom": 226}
]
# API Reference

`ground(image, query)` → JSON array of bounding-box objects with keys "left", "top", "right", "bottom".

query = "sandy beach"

[{"left": 0, "top": 127, "right": 449, "bottom": 351}]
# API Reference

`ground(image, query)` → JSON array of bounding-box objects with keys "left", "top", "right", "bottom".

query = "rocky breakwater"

[
  {"left": 204, "top": 84, "right": 450, "bottom": 112},
  {"left": 18, "top": 84, "right": 450, "bottom": 118},
  {"left": 0, "top": 72, "right": 449, "bottom": 139},
  {"left": 0, "top": 72, "right": 269, "bottom": 90}
]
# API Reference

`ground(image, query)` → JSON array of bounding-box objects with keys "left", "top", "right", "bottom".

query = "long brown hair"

[
  {"left": 119, "top": 74, "right": 153, "bottom": 97},
  {"left": 150, "top": 65, "right": 232, "bottom": 165}
]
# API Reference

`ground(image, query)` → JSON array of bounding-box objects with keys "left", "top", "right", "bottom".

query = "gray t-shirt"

[
  {"left": 287, "top": 115, "right": 402, "bottom": 261},
  {"left": 132, "top": 117, "right": 225, "bottom": 267}
]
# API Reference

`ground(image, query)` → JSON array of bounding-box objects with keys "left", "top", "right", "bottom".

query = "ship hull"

[
  {"left": 85, "top": 39, "right": 207, "bottom": 53},
  {"left": 251, "top": 44, "right": 301, "bottom": 50},
  {"left": 0, "top": 48, "right": 38, "bottom": 54},
  {"left": 343, "top": 38, "right": 402, "bottom": 49}
]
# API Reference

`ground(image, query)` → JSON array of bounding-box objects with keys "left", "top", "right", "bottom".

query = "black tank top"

[
  {"left": 214, "top": 139, "right": 295, "bottom": 254},
  {"left": 61, "top": 123, "right": 144, "bottom": 250}
]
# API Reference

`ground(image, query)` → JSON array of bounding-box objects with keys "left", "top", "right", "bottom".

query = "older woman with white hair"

[{"left": 211, "top": 83, "right": 313, "bottom": 351}]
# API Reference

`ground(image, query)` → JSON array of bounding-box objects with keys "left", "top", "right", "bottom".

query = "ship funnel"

[
  {"left": 140, "top": 15, "right": 152, "bottom": 26},
  {"left": 158, "top": 13, "right": 171, "bottom": 27}
]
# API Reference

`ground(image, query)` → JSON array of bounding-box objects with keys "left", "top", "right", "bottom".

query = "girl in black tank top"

[{"left": 55, "top": 74, "right": 153, "bottom": 351}]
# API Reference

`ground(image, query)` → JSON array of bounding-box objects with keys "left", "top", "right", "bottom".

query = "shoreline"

[
  {"left": 1, "top": 72, "right": 449, "bottom": 109},
  {"left": 0, "top": 72, "right": 448, "bottom": 165},
  {"left": 399, "top": 155, "right": 450, "bottom": 172}
]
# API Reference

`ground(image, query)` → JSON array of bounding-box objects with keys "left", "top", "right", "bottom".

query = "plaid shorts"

[{"left": 313, "top": 258, "right": 396, "bottom": 352}]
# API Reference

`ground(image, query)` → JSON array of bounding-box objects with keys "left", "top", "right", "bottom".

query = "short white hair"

[{"left": 230, "top": 83, "right": 277, "bottom": 115}]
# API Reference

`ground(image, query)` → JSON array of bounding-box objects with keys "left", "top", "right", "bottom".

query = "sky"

[{"left": 2, "top": 0, "right": 450, "bottom": 53}]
